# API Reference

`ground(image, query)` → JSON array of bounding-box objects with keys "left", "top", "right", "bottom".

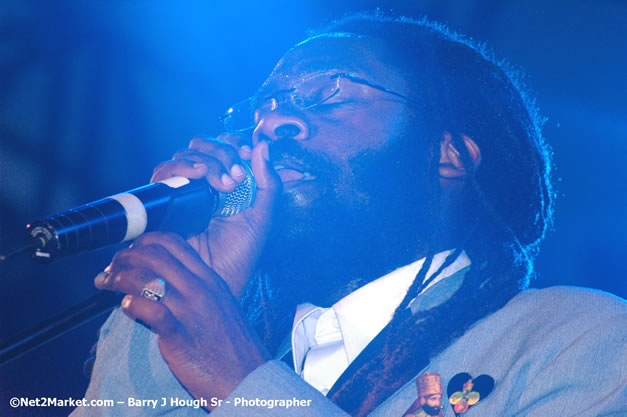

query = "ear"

[{"left": 439, "top": 132, "right": 481, "bottom": 179}]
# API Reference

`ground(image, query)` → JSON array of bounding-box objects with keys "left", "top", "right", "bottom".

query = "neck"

[{"left": 260, "top": 220, "right": 452, "bottom": 307}]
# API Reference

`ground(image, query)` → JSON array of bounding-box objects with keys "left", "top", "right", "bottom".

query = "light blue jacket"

[{"left": 71, "top": 284, "right": 626, "bottom": 417}]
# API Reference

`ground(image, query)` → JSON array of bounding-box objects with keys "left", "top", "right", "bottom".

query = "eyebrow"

[
  {"left": 290, "top": 60, "right": 358, "bottom": 78},
  {"left": 256, "top": 68, "right": 326, "bottom": 97},
  {"left": 258, "top": 63, "right": 362, "bottom": 97}
]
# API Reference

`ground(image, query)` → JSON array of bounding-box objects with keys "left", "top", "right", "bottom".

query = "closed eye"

[{"left": 312, "top": 98, "right": 367, "bottom": 112}]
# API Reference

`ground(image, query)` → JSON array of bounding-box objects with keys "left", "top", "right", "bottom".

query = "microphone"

[{"left": 22, "top": 166, "right": 255, "bottom": 263}]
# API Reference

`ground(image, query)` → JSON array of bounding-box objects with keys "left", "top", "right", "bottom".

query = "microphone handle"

[{"left": 26, "top": 177, "right": 217, "bottom": 263}]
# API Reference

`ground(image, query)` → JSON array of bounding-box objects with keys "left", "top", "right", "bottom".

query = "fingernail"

[
  {"left": 94, "top": 271, "right": 109, "bottom": 286},
  {"left": 240, "top": 145, "right": 252, "bottom": 154},
  {"left": 230, "top": 164, "right": 246, "bottom": 180},
  {"left": 193, "top": 163, "right": 207, "bottom": 170},
  {"left": 121, "top": 295, "right": 132, "bottom": 309},
  {"left": 261, "top": 141, "right": 270, "bottom": 161},
  {"left": 221, "top": 173, "right": 235, "bottom": 187}
]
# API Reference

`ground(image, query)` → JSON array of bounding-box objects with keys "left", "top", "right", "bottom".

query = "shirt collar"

[{"left": 291, "top": 249, "right": 471, "bottom": 376}]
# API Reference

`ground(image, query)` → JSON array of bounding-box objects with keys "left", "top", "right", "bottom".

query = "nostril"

[{"left": 274, "top": 124, "right": 302, "bottom": 139}]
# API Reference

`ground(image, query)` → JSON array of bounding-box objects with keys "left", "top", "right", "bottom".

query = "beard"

[
  {"left": 422, "top": 404, "right": 442, "bottom": 416},
  {"left": 259, "top": 135, "right": 433, "bottom": 307}
]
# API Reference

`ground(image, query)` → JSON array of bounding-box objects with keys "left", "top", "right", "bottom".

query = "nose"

[{"left": 252, "top": 111, "right": 310, "bottom": 144}]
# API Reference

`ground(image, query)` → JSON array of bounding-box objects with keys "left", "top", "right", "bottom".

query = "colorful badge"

[
  {"left": 446, "top": 373, "right": 494, "bottom": 415},
  {"left": 403, "top": 372, "right": 444, "bottom": 417}
]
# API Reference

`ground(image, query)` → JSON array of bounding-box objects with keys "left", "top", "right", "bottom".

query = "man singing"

[{"left": 73, "top": 13, "right": 626, "bottom": 417}]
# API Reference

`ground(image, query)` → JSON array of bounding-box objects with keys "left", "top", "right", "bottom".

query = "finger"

[
  {"left": 187, "top": 137, "right": 248, "bottom": 184},
  {"left": 250, "top": 140, "right": 281, "bottom": 210},
  {"left": 107, "top": 244, "right": 212, "bottom": 297},
  {"left": 151, "top": 158, "right": 208, "bottom": 183},
  {"left": 188, "top": 136, "right": 247, "bottom": 179},
  {"left": 462, "top": 134, "right": 481, "bottom": 167},
  {"left": 133, "top": 232, "right": 213, "bottom": 283},
  {"left": 153, "top": 154, "right": 237, "bottom": 193},
  {"left": 186, "top": 137, "right": 241, "bottom": 168},
  {"left": 120, "top": 295, "right": 183, "bottom": 338},
  {"left": 216, "top": 132, "right": 252, "bottom": 148},
  {"left": 95, "top": 266, "right": 165, "bottom": 297},
  {"left": 173, "top": 149, "right": 247, "bottom": 188},
  {"left": 217, "top": 133, "right": 253, "bottom": 160},
  {"left": 237, "top": 145, "right": 253, "bottom": 160}
]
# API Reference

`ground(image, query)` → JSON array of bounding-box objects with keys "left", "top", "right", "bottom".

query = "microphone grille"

[{"left": 214, "top": 163, "right": 256, "bottom": 217}]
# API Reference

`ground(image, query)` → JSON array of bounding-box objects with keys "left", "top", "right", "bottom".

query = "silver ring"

[{"left": 141, "top": 278, "right": 166, "bottom": 302}]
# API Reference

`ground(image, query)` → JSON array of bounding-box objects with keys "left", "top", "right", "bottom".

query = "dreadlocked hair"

[{"left": 294, "top": 12, "right": 555, "bottom": 416}]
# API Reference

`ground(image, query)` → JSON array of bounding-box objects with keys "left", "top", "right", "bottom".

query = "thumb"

[{"left": 250, "top": 140, "right": 281, "bottom": 210}]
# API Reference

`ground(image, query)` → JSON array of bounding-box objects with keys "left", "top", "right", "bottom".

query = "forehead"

[{"left": 260, "top": 34, "right": 409, "bottom": 94}]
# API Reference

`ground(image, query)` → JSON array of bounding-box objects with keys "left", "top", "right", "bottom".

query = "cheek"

[
  {"left": 307, "top": 103, "right": 409, "bottom": 157},
  {"left": 301, "top": 104, "right": 412, "bottom": 204},
  {"left": 426, "top": 397, "right": 440, "bottom": 406}
]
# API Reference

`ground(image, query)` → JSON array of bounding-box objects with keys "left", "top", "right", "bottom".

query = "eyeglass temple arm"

[{"left": 332, "top": 72, "right": 420, "bottom": 105}]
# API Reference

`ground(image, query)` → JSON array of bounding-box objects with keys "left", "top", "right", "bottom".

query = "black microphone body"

[{"left": 25, "top": 172, "right": 255, "bottom": 263}]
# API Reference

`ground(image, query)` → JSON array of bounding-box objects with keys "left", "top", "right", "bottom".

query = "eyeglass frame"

[{"left": 219, "top": 72, "right": 421, "bottom": 133}]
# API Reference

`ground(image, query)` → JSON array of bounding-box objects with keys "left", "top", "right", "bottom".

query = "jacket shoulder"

[{"left": 508, "top": 285, "right": 626, "bottom": 322}]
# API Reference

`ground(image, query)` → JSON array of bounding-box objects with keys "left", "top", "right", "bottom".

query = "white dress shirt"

[{"left": 290, "top": 249, "right": 471, "bottom": 395}]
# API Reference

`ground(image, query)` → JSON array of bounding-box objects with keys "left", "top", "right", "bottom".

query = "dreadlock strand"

[{"left": 393, "top": 139, "right": 441, "bottom": 315}]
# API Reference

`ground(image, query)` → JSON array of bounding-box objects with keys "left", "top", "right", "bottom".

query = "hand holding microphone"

[
  {"left": 1, "top": 135, "right": 280, "bottom": 396},
  {"left": 26, "top": 164, "right": 255, "bottom": 263},
  {"left": 150, "top": 135, "right": 281, "bottom": 297},
  {"left": 24, "top": 135, "right": 280, "bottom": 297},
  {"left": 92, "top": 136, "right": 279, "bottom": 405}
]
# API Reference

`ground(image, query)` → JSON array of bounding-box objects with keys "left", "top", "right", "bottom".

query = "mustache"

[{"left": 268, "top": 138, "right": 333, "bottom": 175}]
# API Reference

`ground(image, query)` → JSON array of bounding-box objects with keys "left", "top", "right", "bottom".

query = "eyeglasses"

[{"left": 220, "top": 72, "right": 420, "bottom": 133}]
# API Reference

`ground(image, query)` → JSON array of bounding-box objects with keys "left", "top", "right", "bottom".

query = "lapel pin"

[
  {"left": 403, "top": 372, "right": 444, "bottom": 417},
  {"left": 446, "top": 373, "right": 495, "bottom": 415}
]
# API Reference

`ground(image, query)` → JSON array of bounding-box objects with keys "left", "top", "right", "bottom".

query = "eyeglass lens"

[{"left": 223, "top": 73, "right": 341, "bottom": 132}]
